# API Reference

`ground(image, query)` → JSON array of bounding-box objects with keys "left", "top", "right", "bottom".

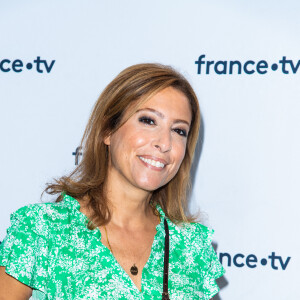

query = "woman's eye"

[
  {"left": 138, "top": 116, "right": 155, "bottom": 125},
  {"left": 174, "top": 128, "right": 187, "bottom": 137},
  {"left": 138, "top": 116, "right": 187, "bottom": 137}
]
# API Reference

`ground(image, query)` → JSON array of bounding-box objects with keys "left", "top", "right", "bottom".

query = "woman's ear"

[{"left": 103, "top": 134, "right": 111, "bottom": 146}]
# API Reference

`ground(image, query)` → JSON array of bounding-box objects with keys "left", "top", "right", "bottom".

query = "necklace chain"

[
  {"left": 104, "top": 225, "right": 113, "bottom": 253},
  {"left": 103, "top": 208, "right": 161, "bottom": 276}
]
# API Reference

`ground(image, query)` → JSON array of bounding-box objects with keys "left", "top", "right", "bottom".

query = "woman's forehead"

[{"left": 123, "top": 87, "right": 192, "bottom": 124}]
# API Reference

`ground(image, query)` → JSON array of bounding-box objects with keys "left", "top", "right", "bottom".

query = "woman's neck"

[{"left": 104, "top": 180, "right": 154, "bottom": 230}]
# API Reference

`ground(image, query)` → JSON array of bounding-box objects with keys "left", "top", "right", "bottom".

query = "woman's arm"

[{"left": 0, "top": 267, "right": 32, "bottom": 300}]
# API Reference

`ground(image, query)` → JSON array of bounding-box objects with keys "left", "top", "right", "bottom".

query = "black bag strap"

[{"left": 162, "top": 218, "right": 170, "bottom": 300}]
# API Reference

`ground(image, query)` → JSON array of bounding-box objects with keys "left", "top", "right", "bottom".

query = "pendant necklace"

[{"left": 104, "top": 209, "right": 161, "bottom": 276}]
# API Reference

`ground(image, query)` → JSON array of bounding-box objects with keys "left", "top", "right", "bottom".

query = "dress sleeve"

[
  {"left": 0, "top": 206, "right": 48, "bottom": 294},
  {"left": 193, "top": 223, "right": 225, "bottom": 300},
  {"left": 202, "top": 243, "right": 225, "bottom": 300}
]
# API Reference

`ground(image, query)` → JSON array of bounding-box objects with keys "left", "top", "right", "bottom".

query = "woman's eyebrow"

[{"left": 136, "top": 108, "right": 190, "bottom": 126}]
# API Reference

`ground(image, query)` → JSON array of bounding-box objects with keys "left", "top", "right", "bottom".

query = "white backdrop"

[{"left": 0, "top": 1, "right": 299, "bottom": 299}]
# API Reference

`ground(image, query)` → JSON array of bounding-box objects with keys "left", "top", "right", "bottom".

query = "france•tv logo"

[
  {"left": 0, "top": 56, "right": 55, "bottom": 73},
  {"left": 218, "top": 251, "right": 291, "bottom": 270},
  {"left": 195, "top": 54, "right": 300, "bottom": 75}
]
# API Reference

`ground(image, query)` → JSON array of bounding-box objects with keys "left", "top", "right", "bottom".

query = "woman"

[{"left": 0, "top": 63, "right": 225, "bottom": 299}]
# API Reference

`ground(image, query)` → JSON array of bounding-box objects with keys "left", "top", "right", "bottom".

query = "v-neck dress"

[{"left": 0, "top": 194, "right": 225, "bottom": 300}]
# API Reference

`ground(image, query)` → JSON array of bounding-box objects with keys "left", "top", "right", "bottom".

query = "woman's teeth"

[{"left": 139, "top": 156, "right": 165, "bottom": 168}]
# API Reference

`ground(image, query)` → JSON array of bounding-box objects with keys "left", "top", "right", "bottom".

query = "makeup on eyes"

[
  {"left": 138, "top": 116, "right": 155, "bottom": 125},
  {"left": 136, "top": 108, "right": 190, "bottom": 126},
  {"left": 138, "top": 115, "right": 188, "bottom": 137}
]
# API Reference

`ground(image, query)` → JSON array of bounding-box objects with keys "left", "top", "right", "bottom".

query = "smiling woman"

[{"left": 0, "top": 63, "right": 225, "bottom": 300}]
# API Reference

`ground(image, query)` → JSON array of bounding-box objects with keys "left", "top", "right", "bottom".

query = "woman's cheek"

[
  {"left": 176, "top": 139, "right": 187, "bottom": 161},
  {"left": 127, "top": 128, "right": 149, "bottom": 146}
]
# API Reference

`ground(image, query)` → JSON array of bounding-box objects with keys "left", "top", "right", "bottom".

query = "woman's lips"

[
  {"left": 138, "top": 155, "right": 168, "bottom": 164},
  {"left": 138, "top": 155, "right": 167, "bottom": 170}
]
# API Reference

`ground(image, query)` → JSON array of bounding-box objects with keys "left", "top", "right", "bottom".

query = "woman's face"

[{"left": 104, "top": 87, "right": 192, "bottom": 193}]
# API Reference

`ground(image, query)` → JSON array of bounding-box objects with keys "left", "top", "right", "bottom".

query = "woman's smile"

[{"left": 138, "top": 155, "right": 167, "bottom": 170}]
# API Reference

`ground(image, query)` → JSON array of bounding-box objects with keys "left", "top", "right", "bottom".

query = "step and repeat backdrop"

[{"left": 0, "top": 1, "right": 299, "bottom": 299}]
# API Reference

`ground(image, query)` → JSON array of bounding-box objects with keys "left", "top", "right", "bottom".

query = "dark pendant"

[{"left": 130, "top": 264, "right": 138, "bottom": 275}]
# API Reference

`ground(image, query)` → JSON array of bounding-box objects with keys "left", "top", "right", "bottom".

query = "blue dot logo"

[
  {"left": 261, "top": 258, "right": 267, "bottom": 266},
  {"left": 271, "top": 64, "right": 278, "bottom": 71}
]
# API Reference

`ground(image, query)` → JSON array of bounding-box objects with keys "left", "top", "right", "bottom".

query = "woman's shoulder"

[
  {"left": 172, "top": 221, "right": 214, "bottom": 248},
  {"left": 155, "top": 204, "right": 214, "bottom": 248},
  {"left": 9, "top": 199, "right": 76, "bottom": 238},
  {"left": 13, "top": 200, "right": 66, "bottom": 216},
  {"left": 12, "top": 200, "right": 71, "bottom": 220}
]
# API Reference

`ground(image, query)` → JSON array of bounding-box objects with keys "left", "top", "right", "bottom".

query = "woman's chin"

[{"left": 135, "top": 180, "right": 166, "bottom": 193}]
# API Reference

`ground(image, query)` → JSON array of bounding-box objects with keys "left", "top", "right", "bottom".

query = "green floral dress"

[{"left": 0, "top": 194, "right": 225, "bottom": 299}]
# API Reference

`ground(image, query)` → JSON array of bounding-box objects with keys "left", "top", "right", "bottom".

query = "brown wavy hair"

[{"left": 44, "top": 63, "right": 201, "bottom": 228}]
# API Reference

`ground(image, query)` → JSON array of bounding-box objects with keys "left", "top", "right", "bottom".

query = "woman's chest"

[
  {"left": 44, "top": 230, "right": 206, "bottom": 299},
  {"left": 98, "top": 226, "right": 158, "bottom": 292}
]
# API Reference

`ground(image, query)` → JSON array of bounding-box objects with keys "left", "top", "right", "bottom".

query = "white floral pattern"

[{"left": 0, "top": 194, "right": 225, "bottom": 299}]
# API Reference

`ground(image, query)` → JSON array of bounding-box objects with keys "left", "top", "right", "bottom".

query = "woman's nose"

[{"left": 152, "top": 129, "right": 172, "bottom": 152}]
